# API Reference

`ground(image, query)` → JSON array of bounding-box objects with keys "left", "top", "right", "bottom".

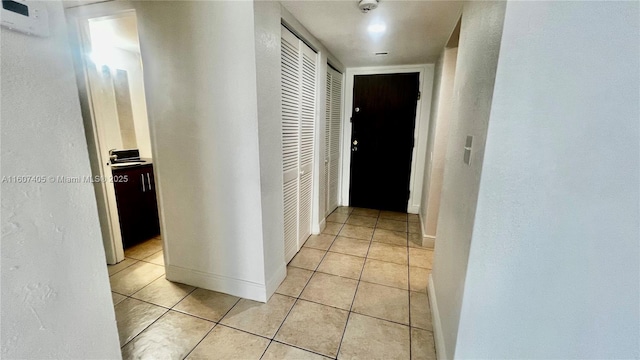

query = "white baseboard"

[
  {"left": 420, "top": 215, "right": 436, "bottom": 249},
  {"left": 407, "top": 205, "right": 420, "bottom": 214},
  {"left": 166, "top": 264, "right": 269, "bottom": 302},
  {"left": 319, "top": 218, "right": 326, "bottom": 234},
  {"left": 422, "top": 235, "right": 435, "bottom": 248},
  {"left": 265, "top": 264, "right": 287, "bottom": 300},
  {"left": 428, "top": 274, "right": 447, "bottom": 360}
]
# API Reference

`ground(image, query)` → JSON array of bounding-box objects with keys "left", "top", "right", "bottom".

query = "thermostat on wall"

[{"left": 1, "top": 0, "right": 49, "bottom": 37}]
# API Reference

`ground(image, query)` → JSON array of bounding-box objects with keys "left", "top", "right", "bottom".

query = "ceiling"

[{"left": 280, "top": 0, "right": 462, "bottom": 67}]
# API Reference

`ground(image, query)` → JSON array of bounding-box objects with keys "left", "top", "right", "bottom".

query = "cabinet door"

[
  {"left": 141, "top": 167, "right": 161, "bottom": 239},
  {"left": 113, "top": 166, "right": 146, "bottom": 248}
]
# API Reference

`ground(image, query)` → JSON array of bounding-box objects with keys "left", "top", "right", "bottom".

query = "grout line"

[
  {"left": 181, "top": 297, "right": 242, "bottom": 360},
  {"left": 119, "top": 306, "right": 170, "bottom": 349},
  {"left": 334, "top": 211, "right": 377, "bottom": 358}
]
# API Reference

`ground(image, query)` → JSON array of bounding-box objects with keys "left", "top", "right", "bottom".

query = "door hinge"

[
  {"left": 350, "top": 117, "right": 353, "bottom": 123},
  {"left": 417, "top": 91, "right": 421, "bottom": 100}
]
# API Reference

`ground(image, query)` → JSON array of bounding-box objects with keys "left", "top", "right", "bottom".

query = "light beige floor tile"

[
  {"left": 410, "top": 291, "right": 432, "bottom": 331},
  {"left": 131, "top": 277, "right": 195, "bottom": 308},
  {"left": 300, "top": 272, "right": 358, "bottom": 310},
  {"left": 361, "top": 259, "right": 408, "bottom": 290},
  {"left": 275, "top": 300, "right": 349, "bottom": 358},
  {"left": 408, "top": 222, "right": 421, "bottom": 234},
  {"left": 410, "top": 267, "right": 430, "bottom": 293},
  {"left": 408, "top": 233, "right": 424, "bottom": 248},
  {"left": 303, "top": 234, "right": 336, "bottom": 251},
  {"left": 317, "top": 252, "right": 365, "bottom": 280},
  {"left": 408, "top": 214, "right": 420, "bottom": 223},
  {"left": 125, "top": 238, "right": 163, "bottom": 260},
  {"left": 367, "top": 242, "right": 408, "bottom": 265},
  {"left": 338, "top": 224, "right": 374, "bottom": 241},
  {"left": 379, "top": 211, "right": 408, "bottom": 222},
  {"left": 112, "top": 292, "right": 126, "bottom": 306},
  {"left": 409, "top": 248, "right": 433, "bottom": 269},
  {"left": 109, "top": 262, "right": 165, "bottom": 296},
  {"left": 372, "top": 229, "right": 407, "bottom": 247},
  {"left": 329, "top": 237, "right": 370, "bottom": 257},
  {"left": 352, "top": 282, "right": 409, "bottom": 325},
  {"left": 276, "top": 266, "right": 314, "bottom": 297},
  {"left": 338, "top": 312, "right": 410, "bottom": 360},
  {"left": 289, "top": 248, "right": 326, "bottom": 271},
  {"left": 262, "top": 341, "right": 330, "bottom": 360},
  {"left": 332, "top": 207, "right": 353, "bottom": 215},
  {"left": 114, "top": 298, "right": 167, "bottom": 346},
  {"left": 187, "top": 325, "right": 270, "bottom": 360},
  {"left": 220, "top": 294, "right": 296, "bottom": 338},
  {"left": 142, "top": 251, "right": 164, "bottom": 266},
  {"left": 346, "top": 215, "right": 378, "bottom": 228},
  {"left": 322, "top": 222, "right": 343, "bottom": 235},
  {"left": 376, "top": 218, "right": 408, "bottom": 232},
  {"left": 351, "top": 208, "right": 380, "bottom": 218},
  {"left": 327, "top": 212, "right": 349, "bottom": 223},
  {"left": 121, "top": 310, "right": 213, "bottom": 360},
  {"left": 411, "top": 328, "right": 436, "bottom": 360},
  {"left": 108, "top": 258, "right": 138, "bottom": 276},
  {"left": 174, "top": 288, "right": 239, "bottom": 322}
]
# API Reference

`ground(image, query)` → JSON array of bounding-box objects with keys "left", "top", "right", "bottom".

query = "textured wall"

[
  {"left": 429, "top": 1, "right": 507, "bottom": 358},
  {"left": 0, "top": 1, "right": 121, "bottom": 358},
  {"left": 456, "top": 1, "right": 640, "bottom": 357}
]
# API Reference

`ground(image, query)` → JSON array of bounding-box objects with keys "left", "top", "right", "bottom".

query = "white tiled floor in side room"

[{"left": 108, "top": 207, "right": 436, "bottom": 360}]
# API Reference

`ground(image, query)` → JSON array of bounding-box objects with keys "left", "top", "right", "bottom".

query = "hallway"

[{"left": 109, "top": 207, "right": 435, "bottom": 359}]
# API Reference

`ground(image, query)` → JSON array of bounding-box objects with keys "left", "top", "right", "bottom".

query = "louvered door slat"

[
  {"left": 298, "top": 43, "right": 316, "bottom": 243},
  {"left": 281, "top": 26, "right": 317, "bottom": 261},
  {"left": 281, "top": 26, "right": 300, "bottom": 262},
  {"left": 326, "top": 67, "right": 342, "bottom": 213}
]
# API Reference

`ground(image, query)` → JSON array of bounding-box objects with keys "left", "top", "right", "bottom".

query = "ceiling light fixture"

[
  {"left": 358, "top": 0, "right": 379, "bottom": 13},
  {"left": 367, "top": 23, "right": 386, "bottom": 33}
]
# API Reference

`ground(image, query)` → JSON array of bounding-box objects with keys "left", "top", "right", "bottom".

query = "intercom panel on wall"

[{"left": 1, "top": 0, "right": 49, "bottom": 37}]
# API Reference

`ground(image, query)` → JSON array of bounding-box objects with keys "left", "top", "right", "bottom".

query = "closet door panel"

[
  {"left": 298, "top": 43, "right": 316, "bottom": 245},
  {"left": 281, "top": 26, "right": 301, "bottom": 262},
  {"left": 327, "top": 67, "right": 342, "bottom": 213}
]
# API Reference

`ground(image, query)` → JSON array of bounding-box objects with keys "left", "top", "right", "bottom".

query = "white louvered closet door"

[
  {"left": 298, "top": 43, "right": 316, "bottom": 245},
  {"left": 281, "top": 26, "right": 317, "bottom": 262},
  {"left": 323, "top": 71, "right": 331, "bottom": 216},
  {"left": 281, "top": 27, "right": 301, "bottom": 262},
  {"left": 326, "top": 66, "right": 343, "bottom": 214}
]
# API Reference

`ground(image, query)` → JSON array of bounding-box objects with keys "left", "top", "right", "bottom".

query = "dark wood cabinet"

[{"left": 112, "top": 164, "right": 160, "bottom": 248}]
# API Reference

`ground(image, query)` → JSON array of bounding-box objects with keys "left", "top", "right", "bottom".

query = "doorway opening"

[
  {"left": 349, "top": 72, "right": 420, "bottom": 212},
  {"left": 69, "top": 8, "right": 164, "bottom": 272}
]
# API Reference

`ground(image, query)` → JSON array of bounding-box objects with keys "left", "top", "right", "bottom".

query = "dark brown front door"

[{"left": 349, "top": 73, "right": 420, "bottom": 212}]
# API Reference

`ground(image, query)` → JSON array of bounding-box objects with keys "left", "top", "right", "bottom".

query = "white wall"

[
  {"left": 0, "top": 1, "right": 121, "bottom": 357},
  {"left": 134, "top": 1, "right": 273, "bottom": 301},
  {"left": 428, "top": 1, "right": 507, "bottom": 358},
  {"left": 253, "top": 0, "right": 287, "bottom": 295},
  {"left": 420, "top": 47, "right": 457, "bottom": 244},
  {"left": 455, "top": 1, "right": 640, "bottom": 357}
]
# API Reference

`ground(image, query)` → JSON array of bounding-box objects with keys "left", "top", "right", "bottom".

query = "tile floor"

[{"left": 108, "top": 207, "right": 436, "bottom": 359}]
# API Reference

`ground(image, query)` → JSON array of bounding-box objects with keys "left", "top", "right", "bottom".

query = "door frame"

[
  {"left": 66, "top": 1, "right": 165, "bottom": 264},
  {"left": 340, "top": 65, "right": 434, "bottom": 214}
]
